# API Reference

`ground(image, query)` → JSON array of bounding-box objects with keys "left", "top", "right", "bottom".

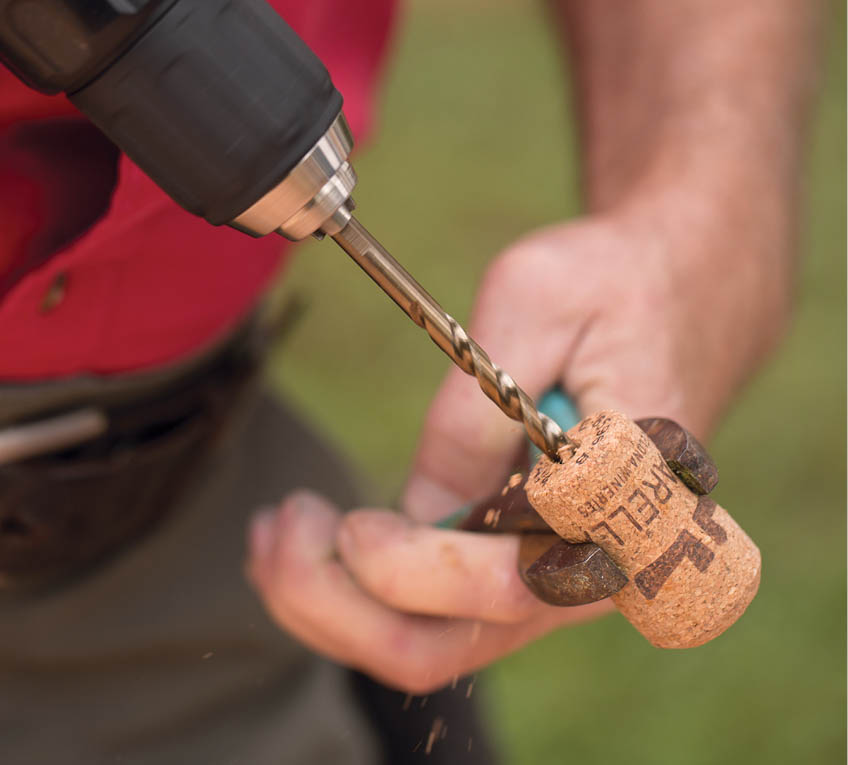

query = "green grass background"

[{"left": 267, "top": 2, "right": 846, "bottom": 763}]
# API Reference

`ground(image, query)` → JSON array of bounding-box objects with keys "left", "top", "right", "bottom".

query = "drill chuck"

[{"left": 230, "top": 114, "right": 357, "bottom": 240}]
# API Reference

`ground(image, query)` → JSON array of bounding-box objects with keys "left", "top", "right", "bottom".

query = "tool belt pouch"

[{"left": 0, "top": 337, "right": 259, "bottom": 590}]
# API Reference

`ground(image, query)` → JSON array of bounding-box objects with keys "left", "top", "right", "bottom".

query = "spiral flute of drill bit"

[{"left": 331, "top": 216, "right": 574, "bottom": 461}]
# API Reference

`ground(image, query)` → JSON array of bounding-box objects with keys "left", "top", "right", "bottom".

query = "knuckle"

[
  {"left": 484, "top": 246, "right": 525, "bottom": 288},
  {"left": 482, "top": 243, "right": 554, "bottom": 301}
]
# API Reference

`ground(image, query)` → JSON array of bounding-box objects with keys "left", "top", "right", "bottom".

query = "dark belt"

[{"left": 0, "top": 320, "right": 264, "bottom": 590}]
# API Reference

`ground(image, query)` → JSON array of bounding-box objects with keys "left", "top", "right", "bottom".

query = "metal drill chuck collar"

[{"left": 230, "top": 113, "right": 357, "bottom": 241}]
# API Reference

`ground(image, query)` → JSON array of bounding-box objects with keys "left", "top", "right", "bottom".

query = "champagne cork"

[{"left": 525, "top": 411, "right": 761, "bottom": 648}]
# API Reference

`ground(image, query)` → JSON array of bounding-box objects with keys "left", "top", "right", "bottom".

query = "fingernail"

[
  {"left": 403, "top": 476, "right": 465, "bottom": 523},
  {"left": 249, "top": 507, "right": 278, "bottom": 561}
]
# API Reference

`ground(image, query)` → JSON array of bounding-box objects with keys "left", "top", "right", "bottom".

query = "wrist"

[{"left": 612, "top": 171, "right": 797, "bottom": 323}]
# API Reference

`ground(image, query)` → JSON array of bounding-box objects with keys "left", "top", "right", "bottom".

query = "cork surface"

[{"left": 526, "top": 411, "right": 761, "bottom": 648}]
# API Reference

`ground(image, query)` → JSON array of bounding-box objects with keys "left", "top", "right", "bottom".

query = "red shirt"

[{"left": 0, "top": 1, "right": 396, "bottom": 380}]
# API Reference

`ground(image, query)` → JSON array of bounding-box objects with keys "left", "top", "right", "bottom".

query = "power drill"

[
  {"left": 0, "top": 0, "right": 763, "bottom": 646},
  {"left": 0, "top": 0, "right": 570, "bottom": 461}
]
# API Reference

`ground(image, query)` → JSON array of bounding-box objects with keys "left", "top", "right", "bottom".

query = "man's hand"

[
  {"left": 247, "top": 199, "right": 786, "bottom": 693},
  {"left": 403, "top": 207, "right": 787, "bottom": 522},
  {"left": 247, "top": 490, "right": 609, "bottom": 694}
]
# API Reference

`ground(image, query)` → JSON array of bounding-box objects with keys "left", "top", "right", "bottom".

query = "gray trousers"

[
  {"left": 0, "top": 385, "right": 496, "bottom": 764},
  {"left": 0, "top": 389, "right": 381, "bottom": 764}
]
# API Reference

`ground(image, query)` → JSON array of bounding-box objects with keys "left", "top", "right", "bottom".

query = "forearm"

[
  {"left": 555, "top": 0, "right": 821, "bottom": 263},
  {"left": 549, "top": 0, "right": 822, "bottom": 406}
]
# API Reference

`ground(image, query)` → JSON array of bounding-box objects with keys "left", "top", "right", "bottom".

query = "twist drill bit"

[{"left": 331, "top": 216, "right": 575, "bottom": 462}]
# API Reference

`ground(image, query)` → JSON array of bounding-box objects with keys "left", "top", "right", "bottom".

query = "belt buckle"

[{"left": 0, "top": 408, "right": 108, "bottom": 466}]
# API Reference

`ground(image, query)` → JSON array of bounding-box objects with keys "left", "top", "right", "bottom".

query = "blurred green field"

[{"left": 268, "top": 2, "right": 846, "bottom": 763}]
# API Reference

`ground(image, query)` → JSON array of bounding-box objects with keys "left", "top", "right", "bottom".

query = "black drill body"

[{"left": 0, "top": 0, "right": 342, "bottom": 226}]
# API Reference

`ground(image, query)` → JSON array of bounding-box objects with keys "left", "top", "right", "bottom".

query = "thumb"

[{"left": 401, "top": 244, "right": 578, "bottom": 523}]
